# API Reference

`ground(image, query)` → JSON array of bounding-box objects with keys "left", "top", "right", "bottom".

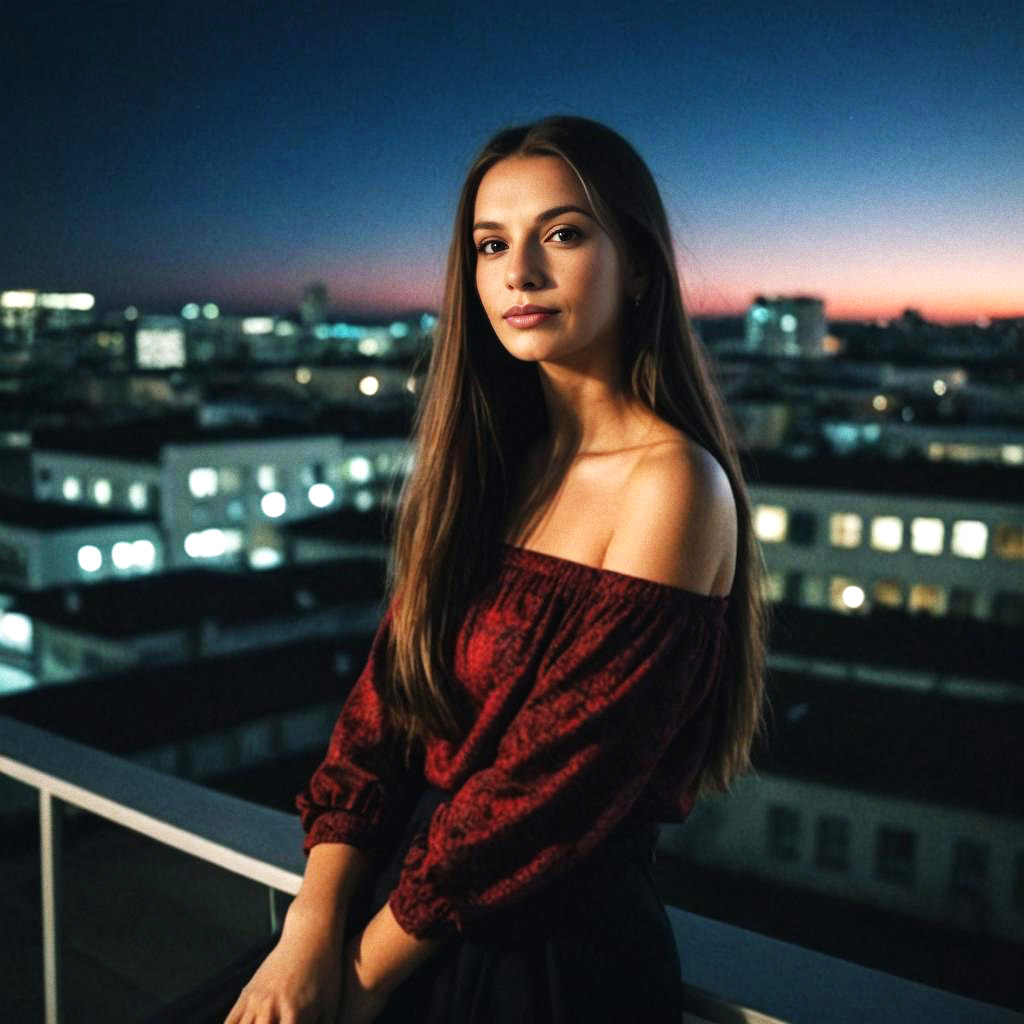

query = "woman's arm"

[{"left": 224, "top": 843, "right": 374, "bottom": 1024}]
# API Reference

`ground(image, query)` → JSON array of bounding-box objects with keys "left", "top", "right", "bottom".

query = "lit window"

[
  {"left": 949, "top": 839, "right": 989, "bottom": 900},
  {"left": 993, "top": 524, "right": 1024, "bottom": 561},
  {"left": 870, "top": 516, "right": 903, "bottom": 552},
  {"left": 131, "top": 539, "right": 156, "bottom": 568},
  {"left": 766, "top": 805, "right": 800, "bottom": 861},
  {"left": 128, "top": 482, "right": 148, "bottom": 509},
  {"left": 950, "top": 520, "right": 987, "bottom": 559},
  {"left": 763, "top": 571, "right": 785, "bottom": 603},
  {"left": 872, "top": 579, "right": 903, "bottom": 608},
  {"left": 308, "top": 483, "right": 335, "bottom": 508},
  {"left": 344, "top": 457, "right": 373, "bottom": 484},
  {"left": 754, "top": 505, "right": 788, "bottom": 543},
  {"left": 188, "top": 467, "right": 218, "bottom": 499},
  {"left": 111, "top": 542, "right": 134, "bottom": 569},
  {"left": 910, "top": 517, "right": 944, "bottom": 555},
  {"left": 184, "top": 529, "right": 236, "bottom": 559},
  {"left": 0, "top": 611, "right": 32, "bottom": 652},
  {"left": 815, "top": 816, "right": 850, "bottom": 871},
  {"left": 257, "top": 465, "right": 277, "bottom": 491},
  {"left": 250, "top": 546, "right": 283, "bottom": 569},
  {"left": 358, "top": 375, "right": 380, "bottom": 396},
  {"left": 62, "top": 476, "right": 82, "bottom": 501},
  {"left": 876, "top": 826, "right": 915, "bottom": 886},
  {"left": 261, "top": 492, "right": 287, "bottom": 518},
  {"left": 829, "top": 576, "right": 867, "bottom": 613},
  {"left": 829, "top": 513, "right": 862, "bottom": 548},
  {"left": 92, "top": 479, "right": 112, "bottom": 505},
  {"left": 77, "top": 545, "right": 102, "bottom": 572},
  {"left": 908, "top": 583, "right": 947, "bottom": 615}
]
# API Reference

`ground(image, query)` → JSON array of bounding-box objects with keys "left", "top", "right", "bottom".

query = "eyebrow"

[{"left": 471, "top": 204, "right": 594, "bottom": 233}]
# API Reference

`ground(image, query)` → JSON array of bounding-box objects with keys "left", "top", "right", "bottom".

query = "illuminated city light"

[
  {"left": 1003, "top": 445, "right": 1024, "bottom": 465},
  {"left": 124, "top": 306, "right": 138, "bottom": 321},
  {"left": 261, "top": 491, "right": 287, "bottom": 517},
  {"left": 406, "top": 376, "right": 417, "bottom": 393},
  {"left": 779, "top": 313, "right": 797, "bottom": 332},
  {"left": 256, "top": 465, "right": 277, "bottom": 491},
  {"left": 357, "top": 337, "right": 381, "bottom": 356},
  {"left": 249, "top": 546, "right": 283, "bottom": 569},
  {"left": 951, "top": 520, "right": 988, "bottom": 559},
  {"left": 182, "top": 303, "right": 200, "bottom": 320},
  {"left": 77, "top": 545, "right": 102, "bottom": 572},
  {"left": 295, "top": 366, "right": 312, "bottom": 384},
  {"left": 753, "top": 505, "right": 787, "bottom": 543},
  {"left": 308, "top": 483, "right": 335, "bottom": 508},
  {"left": 829, "top": 513, "right": 862, "bottom": 548},
  {"left": 92, "top": 479, "right": 112, "bottom": 505},
  {"left": 841, "top": 585, "right": 865, "bottom": 609},
  {"left": 358, "top": 375, "right": 380, "bottom": 396},
  {"left": 128, "top": 481, "right": 148, "bottom": 509},
  {"left": 242, "top": 317, "right": 275, "bottom": 335},
  {"left": 911, "top": 517, "right": 944, "bottom": 555},
  {"left": 345, "top": 456, "right": 372, "bottom": 483},
  {"left": 872, "top": 395, "right": 888, "bottom": 411},
  {"left": 184, "top": 529, "right": 228, "bottom": 558},
  {"left": 188, "top": 467, "right": 219, "bottom": 498},
  {"left": 389, "top": 321, "right": 409, "bottom": 338},
  {"left": 870, "top": 516, "right": 903, "bottom": 552},
  {"left": 112, "top": 542, "right": 134, "bottom": 569},
  {"left": 38, "top": 292, "right": 95, "bottom": 310},
  {"left": 62, "top": 476, "right": 82, "bottom": 501},
  {"left": 1, "top": 290, "right": 37, "bottom": 309},
  {"left": 353, "top": 489, "right": 375, "bottom": 512},
  {"left": 202, "top": 302, "right": 220, "bottom": 319},
  {"left": 933, "top": 379, "right": 947, "bottom": 396},
  {"left": 131, "top": 539, "right": 156, "bottom": 568},
  {"left": 0, "top": 612, "right": 32, "bottom": 652}
]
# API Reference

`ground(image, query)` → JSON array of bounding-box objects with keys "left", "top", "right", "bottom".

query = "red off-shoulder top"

[{"left": 295, "top": 542, "right": 731, "bottom": 941}]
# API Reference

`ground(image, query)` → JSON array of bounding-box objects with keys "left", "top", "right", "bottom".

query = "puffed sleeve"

[
  {"left": 295, "top": 598, "right": 426, "bottom": 857},
  {"left": 386, "top": 583, "right": 729, "bottom": 940}
]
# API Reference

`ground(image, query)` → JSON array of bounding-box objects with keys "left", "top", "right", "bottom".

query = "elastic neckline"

[{"left": 500, "top": 542, "right": 731, "bottom": 606}]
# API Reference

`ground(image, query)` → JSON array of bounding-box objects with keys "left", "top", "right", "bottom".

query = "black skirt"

[{"left": 148, "top": 785, "right": 684, "bottom": 1023}]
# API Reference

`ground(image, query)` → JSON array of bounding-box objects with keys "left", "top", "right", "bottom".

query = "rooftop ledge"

[{"left": 0, "top": 714, "right": 1018, "bottom": 1024}]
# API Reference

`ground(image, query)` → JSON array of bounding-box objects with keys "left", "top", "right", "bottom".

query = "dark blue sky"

[{"left": 3, "top": 1, "right": 1021, "bottom": 322}]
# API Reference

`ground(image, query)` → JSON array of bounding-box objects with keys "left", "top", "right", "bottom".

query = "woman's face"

[{"left": 471, "top": 155, "right": 632, "bottom": 368}]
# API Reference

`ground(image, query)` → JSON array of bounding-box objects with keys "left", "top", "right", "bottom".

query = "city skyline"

[{"left": 3, "top": 2, "right": 1022, "bottom": 324}]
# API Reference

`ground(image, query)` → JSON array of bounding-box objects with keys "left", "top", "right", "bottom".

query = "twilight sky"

[{"left": 2, "top": 1, "right": 1022, "bottom": 324}]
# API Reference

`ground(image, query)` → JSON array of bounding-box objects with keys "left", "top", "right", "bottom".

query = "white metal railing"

[{"left": 1, "top": 715, "right": 1020, "bottom": 1024}]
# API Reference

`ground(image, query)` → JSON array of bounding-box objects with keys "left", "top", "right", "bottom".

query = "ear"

[{"left": 625, "top": 259, "right": 651, "bottom": 301}]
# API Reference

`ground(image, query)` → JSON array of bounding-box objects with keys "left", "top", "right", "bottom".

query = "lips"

[
  {"left": 503, "top": 304, "right": 558, "bottom": 317},
  {"left": 504, "top": 311, "right": 556, "bottom": 329}
]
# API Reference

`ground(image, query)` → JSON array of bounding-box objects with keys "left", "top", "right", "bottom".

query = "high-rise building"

[
  {"left": 300, "top": 282, "right": 329, "bottom": 326},
  {"left": 746, "top": 295, "right": 829, "bottom": 357}
]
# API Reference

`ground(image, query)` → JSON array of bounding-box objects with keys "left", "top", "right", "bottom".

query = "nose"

[{"left": 505, "top": 238, "right": 546, "bottom": 291}]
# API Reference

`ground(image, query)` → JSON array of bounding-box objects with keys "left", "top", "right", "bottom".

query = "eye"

[{"left": 475, "top": 226, "right": 583, "bottom": 254}]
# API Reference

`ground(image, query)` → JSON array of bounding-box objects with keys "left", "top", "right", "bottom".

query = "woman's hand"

[{"left": 223, "top": 902, "right": 346, "bottom": 1024}]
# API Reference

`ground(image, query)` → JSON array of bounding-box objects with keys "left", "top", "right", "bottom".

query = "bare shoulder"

[{"left": 601, "top": 433, "right": 737, "bottom": 596}]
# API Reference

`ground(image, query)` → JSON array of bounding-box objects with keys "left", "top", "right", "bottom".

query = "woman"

[{"left": 224, "top": 113, "right": 769, "bottom": 1024}]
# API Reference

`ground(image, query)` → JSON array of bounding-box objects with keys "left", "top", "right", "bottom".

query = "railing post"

[{"left": 39, "top": 789, "right": 64, "bottom": 1024}]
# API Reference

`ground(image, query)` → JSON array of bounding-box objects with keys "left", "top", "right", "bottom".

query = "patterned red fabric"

[{"left": 295, "top": 543, "right": 730, "bottom": 941}]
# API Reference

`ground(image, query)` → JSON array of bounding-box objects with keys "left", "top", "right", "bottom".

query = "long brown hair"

[{"left": 379, "top": 114, "right": 770, "bottom": 800}]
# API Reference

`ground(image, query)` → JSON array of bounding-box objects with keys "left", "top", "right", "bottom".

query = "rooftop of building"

[{"left": 9, "top": 555, "right": 388, "bottom": 636}]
